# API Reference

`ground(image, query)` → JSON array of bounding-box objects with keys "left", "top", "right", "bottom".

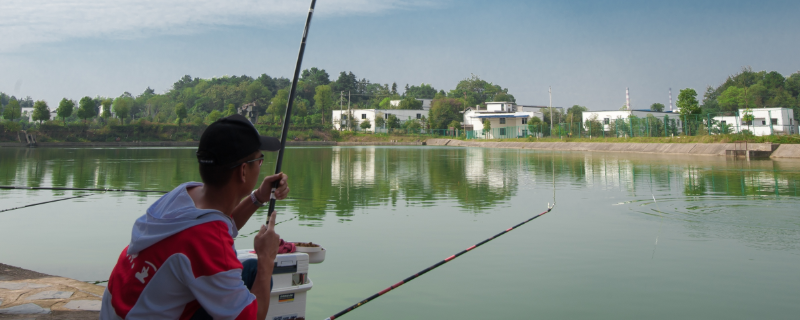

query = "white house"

[
  {"left": 462, "top": 102, "right": 547, "bottom": 138},
  {"left": 582, "top": 109, "right": 678, "bottom": 133},
  {"left": 332, "top": 109, "right": 428, "bottom": 132},
  {"left": 714, "top": 108, "right": 797, "bottom": 136},
  {"left": 389, "top": 98, "right": 433, "bottom": 110}
]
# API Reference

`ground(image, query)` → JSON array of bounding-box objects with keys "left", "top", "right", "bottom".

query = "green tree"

[
  {"left": 528, "top": 116, "right": 543, "bottom": 133},
  {"left": 398, "top": 97, "right": 423, "bottom": 110},
  {"left": 313, "top": 85, "right": 334, "bottom": 125},
  {"left": 448, "top": 120, "right": 461, "bottom": 129},
  {"left": 483, "top": 119, "right": 491, "bottom": 134},
  {"left": 269, "top": 89, "right": 290, "bottom": 123},
  {"left": 77, "top": 96, "right": 96, "bottom": 123},
  {"left": 428, "top": 98, "right": 466, "bottom": 129},
  {"left": 650, "top": 103, "right": 665, "bottom": 112},
  {"left": 402, "top": 119, "right": 421, "bottom": 132},
  {"left": 405, "top": 83, "right": 437, "bottom": 99},
  {"left": 360, "top": 119, "right": 371, "bottom": 130},
  {"left": 741, "top": 107, "right": 754, "bottom": 132},
  {"left": 113, "top": 97, "right": 132, "bottom": 124},
  {"left": 716, "top": 86, "right": 746, "bottom": 112},
  {"left": 566, "top": 105, "right": 588, "bottom": 124},
  {"left": 244, "top": 81, "right": 272, "bottom": 113},
  {"left": 32, "top": 100, "right": 50, "bottom": 124},
  {"left": 175, "top": 103, "right": 187, "bottom": 126},
  {"left": 375, "top": 114, "right": 386, "bottom": 128},
  {"left": 448, "top": 74, "right": 515, "bottom": 106},
  {"left": 378, "top": 97, "right": 392, "bottom": 109},
  {"left": 56, "top": 98, "right": 74, "bottom": 125},
  {"left": 223, "top": 104, "right": 237, "bottom": 117},
  {"left": 677, "top": 88, "right": 701, "bottom": 135},
  {"left": 205, "top": 110, "right": 223, "bottom": 124},
  {"left": 785, "top": 72, "right": 800, "bottom": 97},
  {"left": 101, "top": 98, "right": 113, "bottom": 118},
  {"left": 3, "top": 98, "right": 21, "bottom": 121},
  {"left": 386, "top": 114, "right": 400, "bottom": 129},
  {"left": 677, "top": 89, "right": 701, "bottom": 116},
  {"left": 300, "top": 67, "right": 331, "bottom": 88}
]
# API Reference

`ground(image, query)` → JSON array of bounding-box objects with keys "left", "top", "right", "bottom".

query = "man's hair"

[
  {"left": 198, "top": 165, "right": 235, "bottom": 188},
  {"left": 199, "top": 152, "right": 260, "bottom": 187}
]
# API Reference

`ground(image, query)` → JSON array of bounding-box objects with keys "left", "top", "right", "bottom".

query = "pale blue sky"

[{"left": 1, "top": 0, "right": 799, "bottom": 110}]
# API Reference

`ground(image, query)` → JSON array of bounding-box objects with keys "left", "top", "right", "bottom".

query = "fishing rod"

[
  {"left": 323, "top": 207, "right": 554, "bottom": 320},
  {"left": 0, "top": 185, "right": 166, "bottom": 193},
  {"left": 0, "top": 193, "right": 94, "bottom": 213},
  {"left": 0, "top": 185, "right": 312, "bottom": 198},
  {"left": 268, "top": 0, "right": 317, "bottom": 218},
  {"left": 324, "top": 151, "right": 560, "bottom": 320}
]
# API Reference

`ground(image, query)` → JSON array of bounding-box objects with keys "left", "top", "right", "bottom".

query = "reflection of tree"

[{"left": 2, "top": 147, "right": 800, "bottom": 226}]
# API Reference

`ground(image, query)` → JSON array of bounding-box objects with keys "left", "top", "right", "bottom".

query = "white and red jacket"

[{"left": 101, "top": 182, "right": 257, "bottom": 320}]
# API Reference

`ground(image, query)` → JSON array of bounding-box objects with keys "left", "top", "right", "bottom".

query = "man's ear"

[{"left": 235, "top": 164, "right": 248, "bottom": 184}]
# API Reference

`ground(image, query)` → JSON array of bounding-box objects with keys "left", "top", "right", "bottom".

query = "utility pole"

[
  {"left": 348, "top": 91, "right": 351, "bottom": 131},
  {"left": 340, "top": 91, "right": 343, "bottom": 131},
  {"left": 549, "top": 86, "right": 553, "bottom": 136}
]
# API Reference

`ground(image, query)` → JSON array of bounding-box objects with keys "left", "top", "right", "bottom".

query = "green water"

[{"left": 1, "top": 146, "right": 799, "bottom": 319}]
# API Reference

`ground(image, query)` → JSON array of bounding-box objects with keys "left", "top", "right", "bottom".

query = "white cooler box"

[{"left": 237, "top": 250, "right": 323, "bottom": 320}]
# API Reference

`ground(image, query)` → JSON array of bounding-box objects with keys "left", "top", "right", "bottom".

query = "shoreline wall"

[
  {"left": 425, "top": 139, "right": 800, "bottom": 158},
  {"left": 2, "top": 139, "right": 797, "bottom": 158}
]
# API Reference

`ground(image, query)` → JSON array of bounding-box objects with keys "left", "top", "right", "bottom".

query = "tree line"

[{"left": 0, "top": 71, "right": 518, "bottom": 131}]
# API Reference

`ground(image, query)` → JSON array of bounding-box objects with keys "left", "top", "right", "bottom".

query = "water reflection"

[{"left": 2, "top": 147, "right": 799, "bottom": 218}]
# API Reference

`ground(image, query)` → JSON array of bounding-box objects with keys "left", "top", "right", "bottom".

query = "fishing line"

[
  {"left": 0, "top": 193, "right": 95, "bottom": 213},
  {"left": 324, "top": 151, "right": 559, "bottom": 320},
  {"left": 648, "top": 165, "right": 664, "bottom": 259}
]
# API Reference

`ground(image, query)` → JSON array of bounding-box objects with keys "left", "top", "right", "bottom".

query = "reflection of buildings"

[
  {"left": 331, "top": 147, "right": 375, "bottom": 187},
  {"left": 465, "top": 148, "right": 517, "bottom": 191},
  {"left": 583, "top": 155, "right": 632, "bottom": 190}
]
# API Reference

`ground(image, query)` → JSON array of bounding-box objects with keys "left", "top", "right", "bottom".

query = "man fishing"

[{"left": 101, "top": 114, "right": 290, "bottom": 320}]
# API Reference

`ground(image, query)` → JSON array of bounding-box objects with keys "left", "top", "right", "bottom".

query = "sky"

[{"left": 2, "top": 0, "right": 799, "bottom": 111}]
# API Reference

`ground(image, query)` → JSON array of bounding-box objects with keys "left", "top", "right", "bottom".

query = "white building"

[
  {"left": 714, "top": 108, "right": 797, "bottom": 136},
  {"left": 582, "top": 109, "right": 678, "bottom": 132},
  {"left": 332, "top": 109, "right": 428, "bottom": 132},
  {"left": 389, "top": 98, "right": 433, "bottom": 110},
  {"left": 462, "top": 102, "right": 547, "bottom": 139}
]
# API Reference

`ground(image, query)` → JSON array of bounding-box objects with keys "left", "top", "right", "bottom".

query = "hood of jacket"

[{"left": 126, "top": 182, "right": 238, "bottom": 255}]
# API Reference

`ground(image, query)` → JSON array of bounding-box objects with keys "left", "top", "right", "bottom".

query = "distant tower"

[
  {"left": 669, "top": 88, "right": 673, "bottom": 112},
  {"left": 626, "top": 88, "right": 630, "bottom": 110}
]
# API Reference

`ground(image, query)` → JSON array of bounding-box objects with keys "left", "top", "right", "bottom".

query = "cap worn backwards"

[{"left": 196, "top": 114, "right": 281, "bottom": 167}]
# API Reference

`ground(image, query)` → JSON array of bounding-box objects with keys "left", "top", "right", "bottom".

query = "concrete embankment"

[{"left": 426, "top": 139, "right": 799, "bottom": 158}]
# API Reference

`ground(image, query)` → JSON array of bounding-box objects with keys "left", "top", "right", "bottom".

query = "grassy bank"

[{"left": 462, "top": 133, "right": 800, "bottom": 144}]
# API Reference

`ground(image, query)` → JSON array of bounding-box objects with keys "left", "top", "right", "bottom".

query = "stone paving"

[{"left": 0, "top": 264, "right": 105, "bottom": 318}]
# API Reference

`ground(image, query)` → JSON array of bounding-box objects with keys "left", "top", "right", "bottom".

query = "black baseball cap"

[{"left": 196, "top": 114, "right": 280, "bottom": 167}]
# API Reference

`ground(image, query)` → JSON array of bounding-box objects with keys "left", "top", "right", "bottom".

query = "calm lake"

[{"left": 1, "top": 146, "right": 799, "bottom": 319}]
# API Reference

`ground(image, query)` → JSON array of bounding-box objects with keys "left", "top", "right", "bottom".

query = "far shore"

[{"left": 3, "top": 138, "right": 800, "bottom": 159}]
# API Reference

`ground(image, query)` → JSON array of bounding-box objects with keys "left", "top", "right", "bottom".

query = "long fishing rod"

[
  {"left": 323, "top": 206, "right": 554, "bottom": 320},
  {"left": 0, "top": 185, "right": 313, "bottom": 201},
  {"left": 325, "top": 151, "right": 560, "bottom": 320},
  {"left": 0, "top": 185, "right": 166, "bottom": 193},
  {"left": 267, "top": 0, "right": 317, "bottom": 218},
  {"left": 0, "top": 193, "right": 94, "bottom": 213}
]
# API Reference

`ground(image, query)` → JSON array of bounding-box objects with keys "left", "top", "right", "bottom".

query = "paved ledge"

[{"left": 0, "top": 263, "right": 103, "bottom": 319}]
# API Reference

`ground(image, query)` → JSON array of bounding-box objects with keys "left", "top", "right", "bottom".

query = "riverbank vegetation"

[{"left": 1, "top": 67, "right": 798, "bottom": 143}]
